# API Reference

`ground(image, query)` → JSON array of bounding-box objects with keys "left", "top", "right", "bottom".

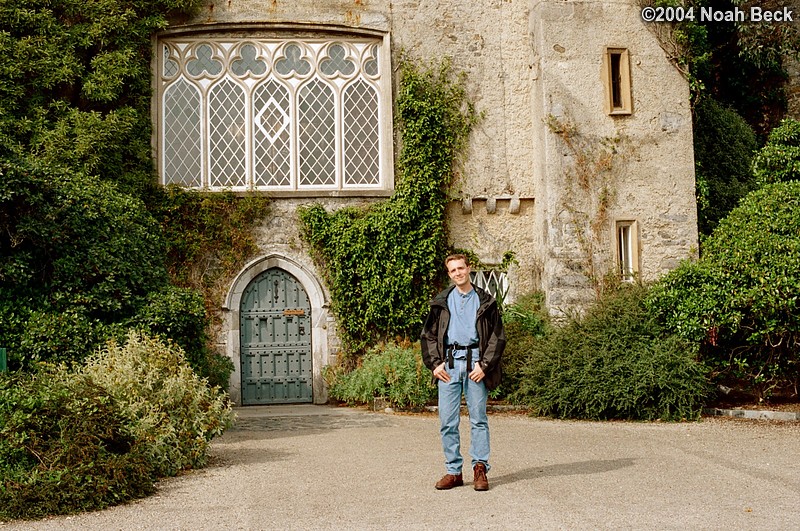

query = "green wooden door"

[{"left": 240, "top": 268, "right": 312, "bottom": 404}]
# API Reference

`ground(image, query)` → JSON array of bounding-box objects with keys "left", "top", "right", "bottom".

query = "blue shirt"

[{"left": 446, "top": 287, "right": 479, "bottom": 358}]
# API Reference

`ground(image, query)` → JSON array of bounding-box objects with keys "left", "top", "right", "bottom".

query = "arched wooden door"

[{"left": 240, "top": 268, "right": 312, "bottom": 404}]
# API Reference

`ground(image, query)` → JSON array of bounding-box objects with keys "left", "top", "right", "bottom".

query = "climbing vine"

[
  {"left": 299, "top": 56, "right": 479, "bottom": 362},
  {"left": 547, "top": 115, "right": 627, "bottom": 297}
]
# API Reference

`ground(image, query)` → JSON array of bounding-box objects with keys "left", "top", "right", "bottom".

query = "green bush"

[
  {"left": 753, "top": 118, "right": 800, "bottom": 185},
  {"left": 0, "top": 368, "right": 155, "bottom": 520},
  {"left": 326, "top": 341, "right": 435, "bottom": 409},
  {"left": 82, "top": 331, "right": 234, "bottom": 478},
  {"left": 497, "top": 292, "right": 550, "bottom": 398},
  {"left": 513, "top": 285, "right": 710, "bottom": 421},
  {"left": 131, "top": 285, "right": 233, "bottom": 389},
  {"left": 648, "top": 182, "right": 800, "bottom": 398},
  {"left": 1, "top": 1, "right": 247, "bottom": 383},
  {"left": 692, "top": 97, "right": 758, "bottom": 235},
  {"left": 0, "top": 156, "right": 168, "bottom": 368}
]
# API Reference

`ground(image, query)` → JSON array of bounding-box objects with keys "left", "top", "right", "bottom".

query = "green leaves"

[
  {"left": 299, "top": 57, "right": 479, "bottom": 359},
  {"left": 753, "top": 118, "right": 800, "bottom": 186},
  {"left": 513, "top": 285, "right": 710, "bottom": 421},
  {"left": 326, "top": 341, "right": 435, "bottom": 409},
  {"left": 0, "top": 331, "right": 232, "bottom": 520},
  {"left": 648, "top": 181, "right": 800, "bottom": 398}
]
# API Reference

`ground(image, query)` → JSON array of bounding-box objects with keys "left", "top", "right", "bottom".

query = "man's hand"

[
  {"left": 469, "top": 363, "right": 485, "bottom": 383},
  {"left": 433, "top": 362, "right": 450, "bottom": 382}
]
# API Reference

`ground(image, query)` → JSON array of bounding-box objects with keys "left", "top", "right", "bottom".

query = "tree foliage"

[
  {"left": 0, "top": 0, "right": 203, "bottom": 194},
  {"left": 648, "top": 182, "right": 800, "bottom": 398},
  {"left": 299, "top": 57, "right": 479, "bottom": 359},
  {"left": 753, "top": 118, "right": 800, "bottom": 186},
  {"left": 0, "top": 1, "right": 267, "bottom": 383},
  {"left": 692, "top": 96, "right": 758, "bottom": 234}
]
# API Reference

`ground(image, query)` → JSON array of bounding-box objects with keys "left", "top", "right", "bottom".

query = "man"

[{"left": 421, "top": 254, "right": 505, "bottom": 491}]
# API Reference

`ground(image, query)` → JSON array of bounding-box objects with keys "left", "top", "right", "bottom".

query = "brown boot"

[
  {"left": 473, "top": 463, "right": 489, "bottom": 491},
  {"left": 434, "top": 473, "right": 464, "bottom": 490}
]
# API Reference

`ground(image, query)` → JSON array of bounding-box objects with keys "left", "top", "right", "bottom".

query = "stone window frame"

[
  {"left": 602, "top": 47, "right": 632, "bottom": 115},
  {"left": 615, "top": 220, "right": 640, "bottom": 282},
  {"left": 152, "top": 25, "right": 394, "bottom": 197}
]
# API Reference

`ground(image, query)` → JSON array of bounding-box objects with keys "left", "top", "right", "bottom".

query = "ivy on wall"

[{"left": 299, "top": 57, "right": 480, "bottom": 361}]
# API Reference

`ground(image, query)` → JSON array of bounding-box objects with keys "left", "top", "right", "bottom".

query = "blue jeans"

[{"left": 438, "top": 357, "right": 490, "bottom": 475}]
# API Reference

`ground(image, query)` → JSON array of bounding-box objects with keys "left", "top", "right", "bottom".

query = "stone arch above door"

[{"left": 223, "top": 254, "right": 330, "bottom": 405}]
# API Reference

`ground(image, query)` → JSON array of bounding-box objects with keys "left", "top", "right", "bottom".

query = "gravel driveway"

[{"left": 4, "top": 405, "right": 800, "bottom": 530}]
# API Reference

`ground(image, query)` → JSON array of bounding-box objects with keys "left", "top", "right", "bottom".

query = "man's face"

[{"left": 447, "top": 258, "right": 471, "bottom": 290}]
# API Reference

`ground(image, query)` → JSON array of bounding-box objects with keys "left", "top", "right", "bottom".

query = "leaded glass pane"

[
  {"left": 187, "top": 44, "right": 223, "bottom": 76},
  {"left": 163, "top": 46, "right": 179, "bottom": 77},
  {"left": 343, "top": 79, "right": 379, "bottom": 185},
  {"left": 232, "top": 44, "right": 267, "bottom": 76},
  {"left": 320, "top": 43, "right": 355, "bottom": 76},
  {"left": 163, "top": 79, "right": 202, "bottom": 187},
  {"left": 209, "top": 78, "right": 246, "bottom": 187},
  {"left": 298, "top": 80, "right": 336, "bottom": 186},
  {"left": 253, "top": 81, "right": 291, "bottom": 187},
  {"left": 275, "top": 44, "right": 311, "bottom": 76},
  {"left": 364, "top": 46, "right": 379, "bottom": 77}
]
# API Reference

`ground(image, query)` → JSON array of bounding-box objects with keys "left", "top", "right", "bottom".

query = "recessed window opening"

[
  {"left": 610, "top": 51, "right": 623, "bottom": 109},
  {"left": 616, "top": 220, "right": 639, "bottom": 282},
  {"left": 603, "top": 47, "right": 632, "bottom": 115}
]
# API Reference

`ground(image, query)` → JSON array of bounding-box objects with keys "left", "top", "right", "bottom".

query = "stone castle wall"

[{"left": 168, "top": 0, "right": 699, "bottom": 400}]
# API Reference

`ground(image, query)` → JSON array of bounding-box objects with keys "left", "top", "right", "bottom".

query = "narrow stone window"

[
  {"left": 603, "top": 48, "right": 632, "bottom": 115},
  {"left": 616, "top": 220, "right": 639, "bottom": 282}
]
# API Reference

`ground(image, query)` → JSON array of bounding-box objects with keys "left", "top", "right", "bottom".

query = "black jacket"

[{"left": 420, "top": 285, "right": 506, "bottom": 391}]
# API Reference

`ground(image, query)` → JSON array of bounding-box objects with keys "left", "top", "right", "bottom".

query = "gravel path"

[{"left": 4, "top": 405, "right": 800, "bottom": 530}]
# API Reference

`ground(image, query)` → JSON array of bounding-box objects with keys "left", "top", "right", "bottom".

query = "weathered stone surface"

[{"left": 166, "top": 0, "right": 699, "bottom": 400}]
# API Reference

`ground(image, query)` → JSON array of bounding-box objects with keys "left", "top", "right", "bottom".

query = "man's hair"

[{"left": 444, "top": 253, "right": 469, "bottom": 268}]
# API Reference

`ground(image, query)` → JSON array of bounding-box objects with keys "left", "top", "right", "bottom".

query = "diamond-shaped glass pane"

[
  {"left": 254, "top": 81, "right": 291, "bottom": 187},
  {"left": 298, "top": 79, "right": 335, "bottom": 186},
  {"left": 163, "top": 78, "right": 201, "bottom": 187},
  {"left": 209, "top": 78, "right": 246, "bottom": 187},
  {"left": 343, "top": 80, "right": 379, "bottom": 185}
]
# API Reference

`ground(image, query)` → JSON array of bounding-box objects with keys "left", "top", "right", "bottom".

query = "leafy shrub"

[
  {"left": 0, "top": 368, "right": 155, "bottom": 520},
  {"left": 0, "top": 156, "right": 168, "bottom": 368},
  {"left": 82, "top": 331, "right": 234, "bottom": 478},
  {"left": 497, "top": 292, "right": 550, "bottom": 398},
  {"left": 1, "top": 1, "right": 249, "bottom": 383},
  {"left": 648, "top": 182, "right": 800, "bottom": 398},
  {"left": 753, "top": 118, "right": 800, "bottom": 185},
  {"left": 692, "top": 97, "right": 758, "bottom": 235},
  {"left": 326, "top": 341, "right": 435, "bottom": 409},
  {"left": 513, "top": 285, "right": 710, "bottom": 421},
  {"left": 131, "top": 285, "right": 233, "bottom": 389}
]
